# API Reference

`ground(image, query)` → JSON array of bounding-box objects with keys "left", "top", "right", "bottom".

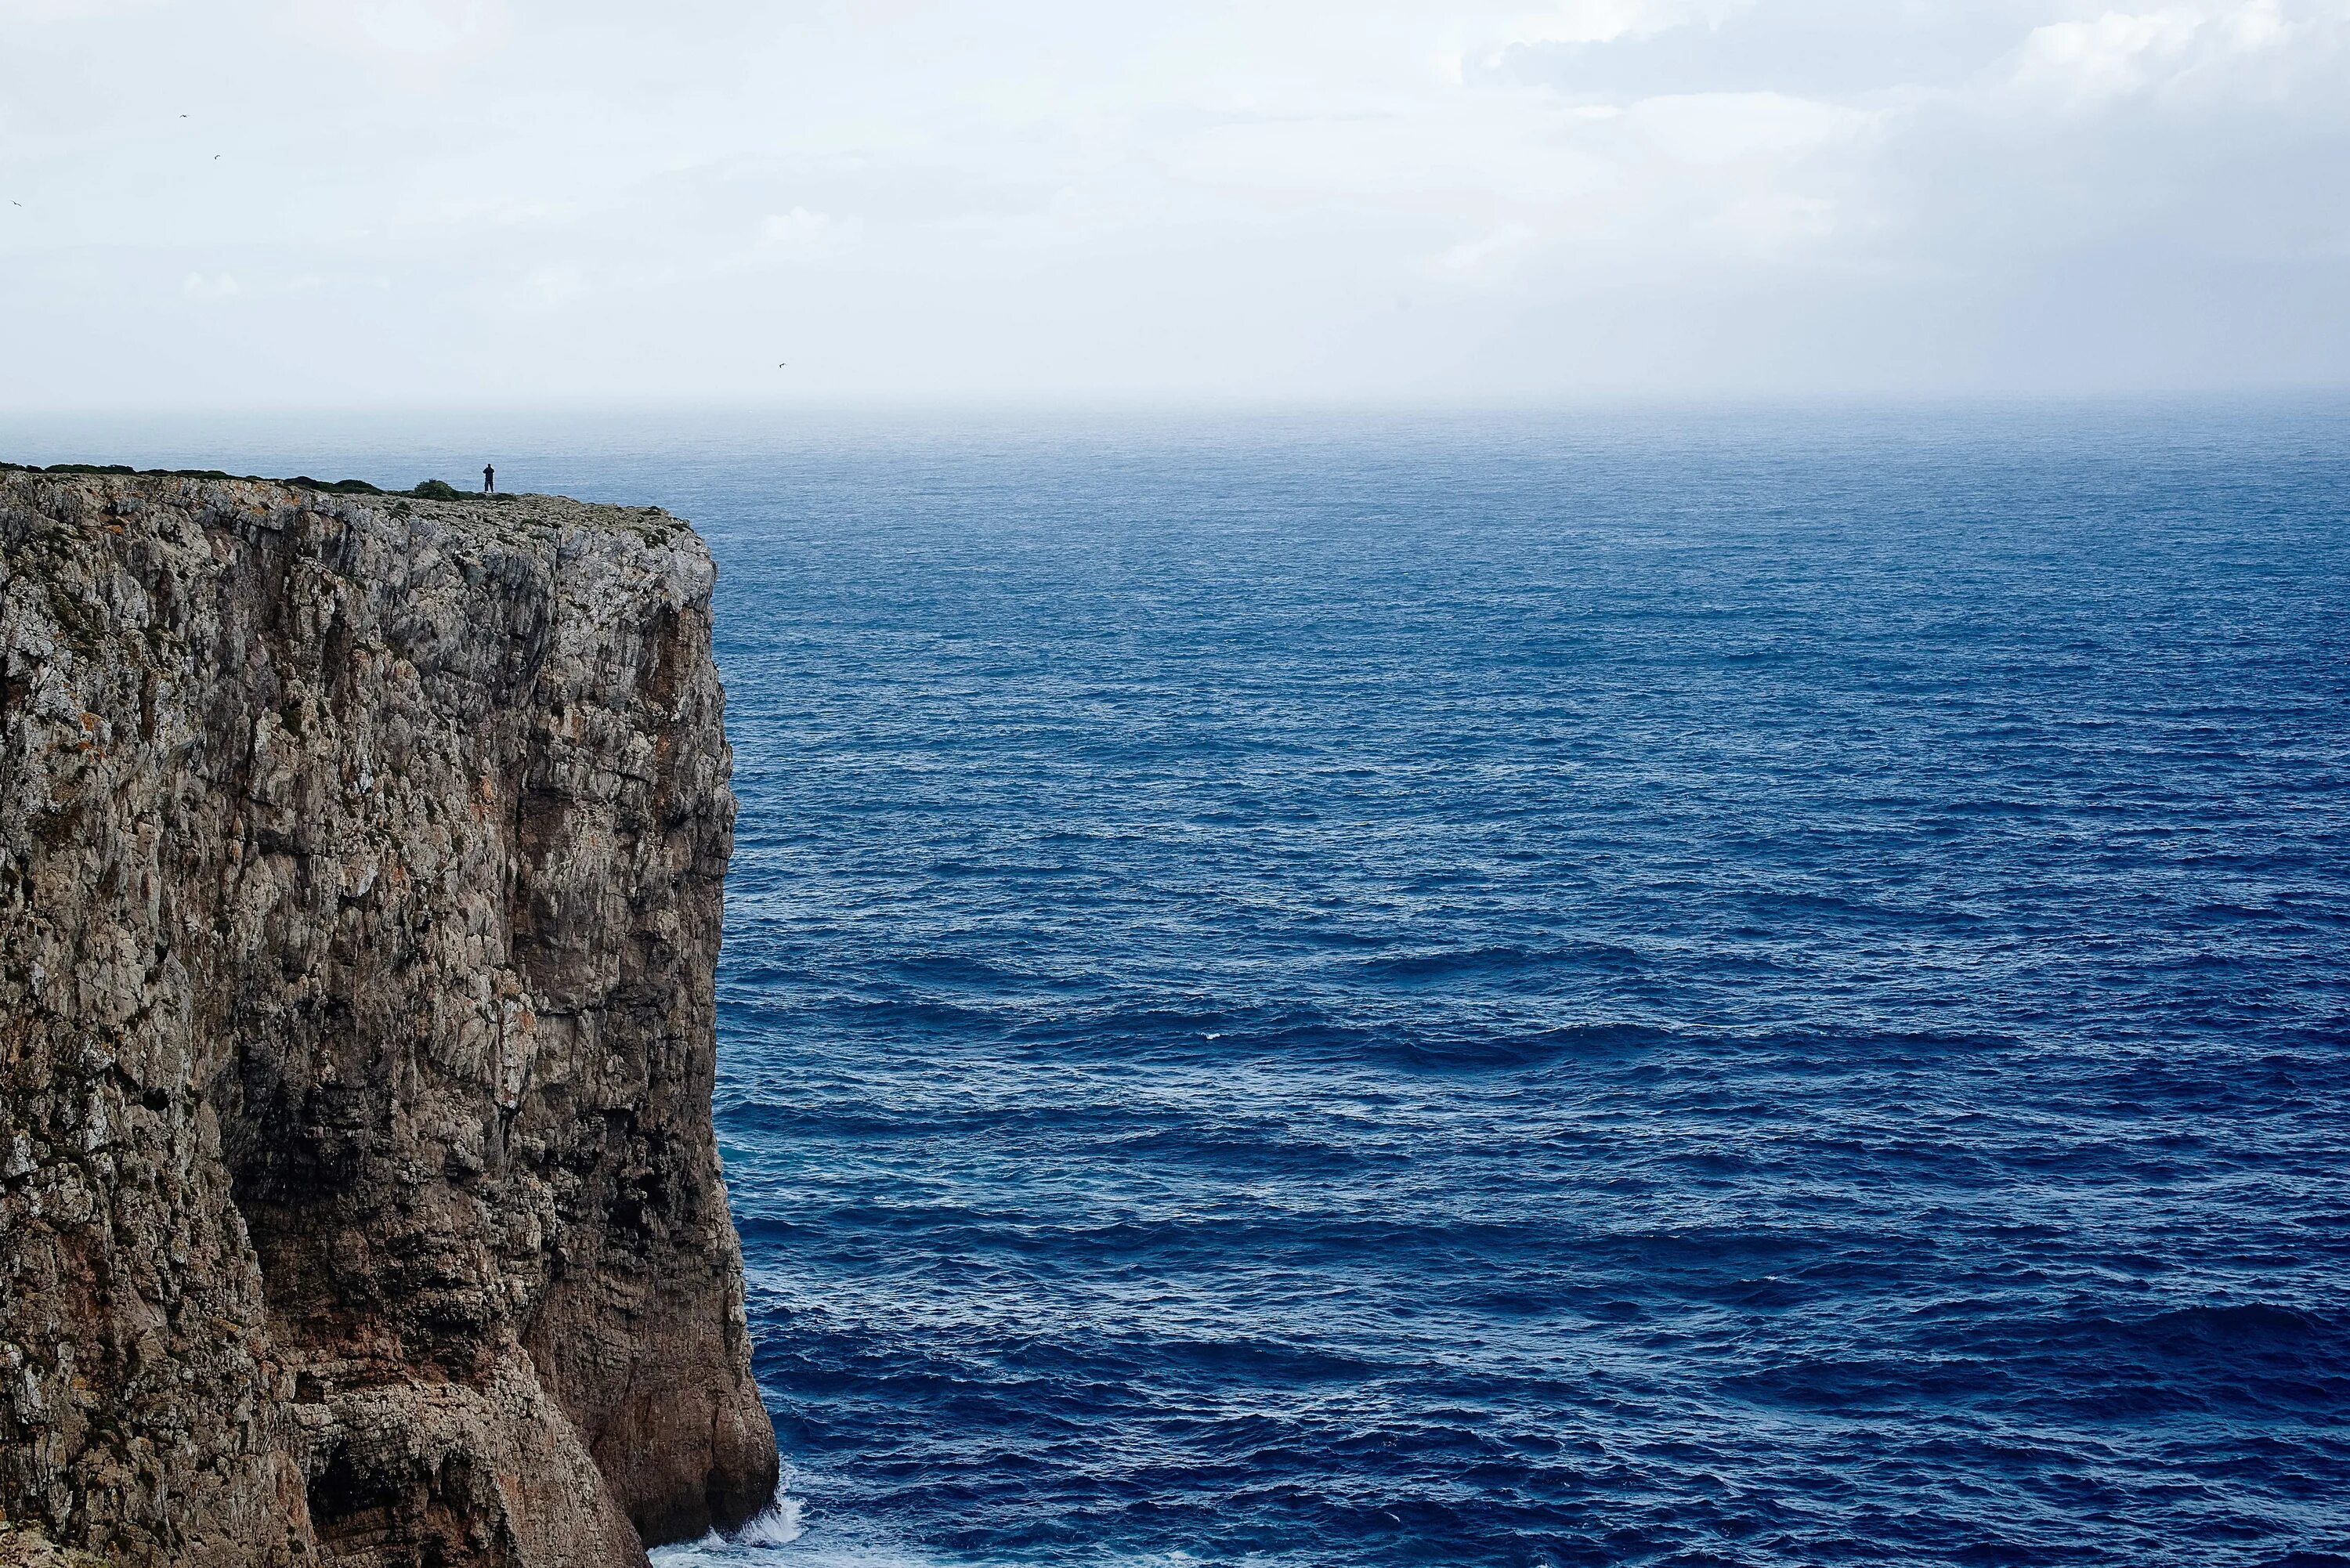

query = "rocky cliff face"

[{"left": 0, "top": 472, "right": 778, "bottom": 1566}]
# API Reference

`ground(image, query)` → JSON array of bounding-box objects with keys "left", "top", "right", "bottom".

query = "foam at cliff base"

[
  {"left": 648, "top": 1490, "right": 808, "bottom": 1563},
  {"left": 651, "top": 1540, "right": 1227, "bottom": 1568},
  {"left": 645, "top": 1492, "right": 1234, "bottom": 1568}
]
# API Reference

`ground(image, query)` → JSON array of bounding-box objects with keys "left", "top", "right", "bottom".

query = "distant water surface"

[{"left": 8, "top": 404, "right": 2348, "bottom": 1567}]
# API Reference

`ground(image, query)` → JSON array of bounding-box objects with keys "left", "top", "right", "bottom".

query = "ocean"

[{"left": 9, "top": 403, "right": 2347, "bottom": 1566}]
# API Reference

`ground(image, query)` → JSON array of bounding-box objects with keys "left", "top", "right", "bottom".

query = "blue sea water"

[{"left": 8, "top": 404, "right": 2348, "bottom": 1566}]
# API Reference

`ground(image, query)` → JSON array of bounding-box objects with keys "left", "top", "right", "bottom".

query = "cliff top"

[{"left": 0, "top": 462, "right": 693, "bottom": 551}]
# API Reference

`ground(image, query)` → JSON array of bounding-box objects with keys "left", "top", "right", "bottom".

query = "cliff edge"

[{"left": 0, "top": 471, "right": 778, "bottom": 1565}]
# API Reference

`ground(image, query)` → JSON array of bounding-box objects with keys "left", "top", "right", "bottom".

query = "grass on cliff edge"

[{"left": 0, "top": 461, "right": 507, "bottom": 503}]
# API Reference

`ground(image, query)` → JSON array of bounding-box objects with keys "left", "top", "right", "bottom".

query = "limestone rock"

[
  {"left": 0, "top": 1522, "right": 111, "bottom": 1568},
  {"left": 0, "top": 472, "right": 778, "bottom": 1565}
]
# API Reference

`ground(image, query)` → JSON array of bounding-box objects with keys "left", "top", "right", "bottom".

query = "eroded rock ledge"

[{"left": 0, "top": 473, "right": 778, "bottom": 1565}]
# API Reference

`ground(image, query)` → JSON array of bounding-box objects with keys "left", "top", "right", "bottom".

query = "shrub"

[
  {"left": 285, "top": 475, "right": 385, "bottom": 493},
  {"left": 408, "top": 479, "right": 463, "bottom": 500}
]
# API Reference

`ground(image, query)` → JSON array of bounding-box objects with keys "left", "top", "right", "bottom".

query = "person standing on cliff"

[{"left": 483, "top": 463, "right": 496, "bottom": 495}]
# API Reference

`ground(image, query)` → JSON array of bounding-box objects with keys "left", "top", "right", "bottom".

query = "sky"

[{"left": 2, "top": 0, "right": 2346, "bottom": 407}]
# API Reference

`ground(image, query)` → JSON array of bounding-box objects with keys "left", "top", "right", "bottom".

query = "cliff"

[{"left": 0, "top": 471, "right": 778, "bottom": 1565}]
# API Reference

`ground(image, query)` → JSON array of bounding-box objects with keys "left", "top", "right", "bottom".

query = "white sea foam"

[
  {"left": 645, "top": 1494, "right": 1224, "bottom": 1568},
  {"left": 647, "top": 1486, "right": 804, "bottom": 1563}
]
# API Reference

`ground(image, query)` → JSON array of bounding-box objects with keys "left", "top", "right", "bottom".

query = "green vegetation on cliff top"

[{"left": 0, "top": 461, "right": 504, "bottom": 503}]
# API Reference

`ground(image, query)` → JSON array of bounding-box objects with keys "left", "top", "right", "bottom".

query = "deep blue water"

[{"left": 8, "top": 405, "right": 2349, "bottom": 1566}]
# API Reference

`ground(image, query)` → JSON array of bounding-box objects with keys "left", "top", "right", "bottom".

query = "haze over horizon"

[{"left": 5, "top": 0, "right": 2348, "bottom": 410}]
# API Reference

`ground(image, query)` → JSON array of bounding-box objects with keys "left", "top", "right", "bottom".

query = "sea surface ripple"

[
  {"left": 15, "top": 406, "right": 2348, "bottom": 1567},
  {"left": 688, "top": 409, "right": 2350, "bottom": 1568}
]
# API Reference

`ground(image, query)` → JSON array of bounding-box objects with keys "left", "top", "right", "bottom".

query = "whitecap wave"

[{"left": 647, "top": 1487, "right": 804, "bottom": 1563}]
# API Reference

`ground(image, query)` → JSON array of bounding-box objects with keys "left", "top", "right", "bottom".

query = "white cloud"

[
  {"left": 1482, "top": 0, "right": 1750, "bottom": 52},
  {"left": 2013, "top": 0, "right": 2294, "bottom": 103},
  {"left": 1620, "top": 91, "right": 1872, "bottom": 167},
  {"left": 2, "top": 0, "right": 2346, "bottom": 404},
  {"left": 524, "top": 265, "right": 588, "bottom": 306},
  {"left": 1435, "top": 222, "right": 1539, "bottom": 276},
  {"left": 755, "top": 208, "right": 864, "bottom": 262},
  {"left": 292, "top": 0, "right": 510, "bottom": 62}
]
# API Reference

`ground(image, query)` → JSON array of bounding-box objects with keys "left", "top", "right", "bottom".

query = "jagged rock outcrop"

[{"left": 0, "top": 472, "right": 778, "bottom": 1565}]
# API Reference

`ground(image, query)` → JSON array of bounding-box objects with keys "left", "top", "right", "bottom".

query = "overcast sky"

[{"left": 3, "top": 0, "right": 2346, "bottom": 407}]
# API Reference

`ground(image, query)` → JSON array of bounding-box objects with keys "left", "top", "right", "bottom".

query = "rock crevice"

[{"left": 0, "top": 473, "right": 777, "bottom": 1566}]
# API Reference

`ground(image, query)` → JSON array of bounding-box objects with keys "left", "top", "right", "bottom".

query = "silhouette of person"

[{"left": 483, "top": 463, "right": 496, "bottom": 495}]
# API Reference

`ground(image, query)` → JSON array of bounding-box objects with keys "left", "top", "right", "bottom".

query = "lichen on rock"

[{"left": 0, "top": 472, "right": 778, "bottom": 1566}]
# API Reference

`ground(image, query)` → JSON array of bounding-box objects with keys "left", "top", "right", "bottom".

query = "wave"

[{"left": 648, "top": 1488, "right": 806, "bottom": 1564}]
